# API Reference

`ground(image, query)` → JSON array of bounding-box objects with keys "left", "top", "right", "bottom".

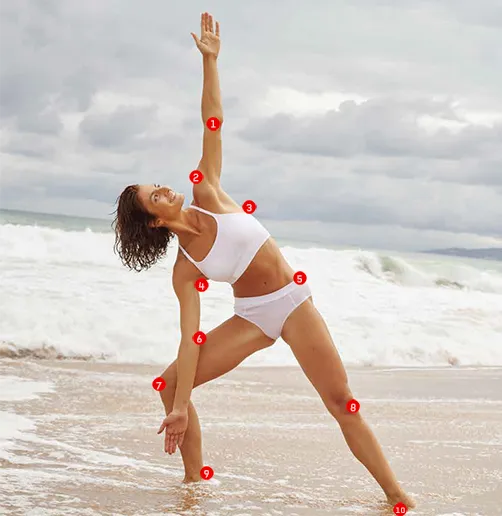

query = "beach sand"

[{"left": 1, "top": 359, "right": 501, "bottom": 516}]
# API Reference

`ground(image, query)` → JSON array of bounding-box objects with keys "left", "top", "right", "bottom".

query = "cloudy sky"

[{"left": 1, "top": 0, "right": 501, "bottom": 251}]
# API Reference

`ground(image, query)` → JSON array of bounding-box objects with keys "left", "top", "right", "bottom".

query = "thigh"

[
  {"left": 281, "top": 299, "right": 351, "bottom": 404},
  {"left": 162, "top": 315, "right": 275, "bottom": 388}
]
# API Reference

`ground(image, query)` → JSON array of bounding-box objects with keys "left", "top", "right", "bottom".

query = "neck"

[{"left": 159, "top": 207, "right": 201, "bottom": 239}]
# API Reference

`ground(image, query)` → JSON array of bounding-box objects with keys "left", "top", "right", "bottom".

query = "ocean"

[
  {"left": 1, "top": 208, "right": 502, "bottom": 368},
  {"left": 2, "top": 208, "right": 502, "bottom": 516}
]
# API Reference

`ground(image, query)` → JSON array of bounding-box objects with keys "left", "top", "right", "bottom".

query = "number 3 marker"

[{"left": 242, "top": 200, "right": 256, "bottom": 214}]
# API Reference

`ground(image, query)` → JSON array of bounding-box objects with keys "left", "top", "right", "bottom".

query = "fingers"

[
  {"left": 200, "top": 12, "right": 217, "bottom": 35},
  {"left": 164, "top": 430, "right": 185, "bottom": 455},
  {"left": 190, "top": 32, "right": 200, "bottom": 46},
  {"left": 165, "top": 431, "right": 176, "bottom": 454},
  {"left": 157, "top": 420, "right": 167, "bottom": 434}
]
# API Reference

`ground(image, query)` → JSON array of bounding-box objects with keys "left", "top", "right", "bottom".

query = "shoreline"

[{"left": 1, "top": 359, "right": 502, "bottom": 515}]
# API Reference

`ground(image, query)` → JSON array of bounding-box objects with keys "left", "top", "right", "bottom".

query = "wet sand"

[{"left": 1, "top": 359, "right": 501, "bottom": 515}]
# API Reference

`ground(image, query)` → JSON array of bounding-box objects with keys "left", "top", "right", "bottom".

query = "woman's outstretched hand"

[
  {"left": 157, "top": 410, "right": 189, "bottom": 454},
  {"left": 191, "top": 12, "right": 220, "bottom": 58}
]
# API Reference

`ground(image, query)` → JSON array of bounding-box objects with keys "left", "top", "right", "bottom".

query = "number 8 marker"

[{"left": 346, "top": 399, "right": 360, "bottom": 413}]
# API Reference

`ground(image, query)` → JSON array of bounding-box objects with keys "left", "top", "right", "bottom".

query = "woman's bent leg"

[{"left": 159, "top": 314, "right": 275, "bottom": 481}]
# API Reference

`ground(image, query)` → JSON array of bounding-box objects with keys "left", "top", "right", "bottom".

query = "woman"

[{"left": 113, "top": 12, "right": 415, "bottom": 509}]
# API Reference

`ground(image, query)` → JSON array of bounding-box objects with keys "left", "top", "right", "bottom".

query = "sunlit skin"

[{"left": 126, "top": 12, "right": 417, "bottom": 510}]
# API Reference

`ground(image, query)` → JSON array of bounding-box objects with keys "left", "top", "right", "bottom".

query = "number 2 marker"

[{"left": 190, "top": 170, "right": 204, "bottom": 184}]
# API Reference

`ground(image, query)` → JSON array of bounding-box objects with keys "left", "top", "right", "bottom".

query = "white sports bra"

[{"left": 178, "top": 204, "right": 270, "bottom": 284}]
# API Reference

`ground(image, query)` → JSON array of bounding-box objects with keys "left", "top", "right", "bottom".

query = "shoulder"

[{"left": 192, "top": 179, "right": 240, "bottom": 212}]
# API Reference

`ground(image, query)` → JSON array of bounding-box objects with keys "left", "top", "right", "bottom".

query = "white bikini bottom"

[{"left": 234, "top": 281, "right": 312, "bottom": 340}]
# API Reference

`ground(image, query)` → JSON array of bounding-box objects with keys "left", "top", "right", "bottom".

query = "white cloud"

[{"left": 1, "top": 0, "right": 501, "bottom": 250}]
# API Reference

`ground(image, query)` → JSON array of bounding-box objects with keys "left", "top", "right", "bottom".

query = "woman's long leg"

[{"left": 281, "top": 299, "right": 415, "bottom": 507}]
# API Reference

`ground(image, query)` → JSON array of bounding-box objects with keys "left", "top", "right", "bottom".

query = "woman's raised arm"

[{"left": 191, "top": 12, "right": 223, "bottom": 187}]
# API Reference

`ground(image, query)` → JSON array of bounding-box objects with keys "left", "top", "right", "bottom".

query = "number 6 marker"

[{"left": 192, "top": 331, "right": 207, "bottom": 346}]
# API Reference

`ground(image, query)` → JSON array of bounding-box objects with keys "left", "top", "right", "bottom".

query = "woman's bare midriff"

[{"left": 231, "top": 238, "right": 296, "bottom": 298}]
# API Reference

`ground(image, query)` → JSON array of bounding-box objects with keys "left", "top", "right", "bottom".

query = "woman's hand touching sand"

[{"left": 157, "top": 410, "right": 188, "bottom": 454}]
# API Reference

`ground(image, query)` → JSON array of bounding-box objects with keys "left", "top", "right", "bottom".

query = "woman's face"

[{"left": 136, "top": 184, "right": 185, "bottom": 224}]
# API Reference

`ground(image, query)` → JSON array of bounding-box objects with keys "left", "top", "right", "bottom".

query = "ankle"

[{"left": 182, "top": 474, "right": 201, "bottom": 483}]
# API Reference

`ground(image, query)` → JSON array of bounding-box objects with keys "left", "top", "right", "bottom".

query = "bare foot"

[
  {"left": 182, "top": 475, "right": 201, "bottom": 483},
  {"left": 386, "top": 491, "right": 416, "bottom": 509}
]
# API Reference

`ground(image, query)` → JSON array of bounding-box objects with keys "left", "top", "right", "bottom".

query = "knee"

[
  {"left": 159, "top": 363, "right": 177, "bottom": 401},
  {"left": 323, "top": 386, "right": 360, "bottom": 423}
]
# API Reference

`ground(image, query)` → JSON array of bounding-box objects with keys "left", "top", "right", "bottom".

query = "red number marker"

[
  {"left": 242, "top": 200, "right": 257, "bottom": 214},
  {"left": 200, "top": 466, "right": 214, "bottom": 480},
  {"left": 293, "top": 271, "right": 307, "bottom": 284},
  {"left": 193, "top": 331, "right": 207, "bottom": 346},
  {"left": 393, "top": 502, "right": 408, "bottom": 515},
  {"left": 346, "top": 399, "right": 360, "bottom": 413},
  {"left": 195, "top": 278, "right": 209, "bottom": 292},
  {"left": 206, "top": 117, "right": 221, "bottom": 131},
  {"left": 189, "top": 170, "right": 204, "bottom": 184},
  {"left": 152, "top": 377, "right": 166, "bottom": 391}
]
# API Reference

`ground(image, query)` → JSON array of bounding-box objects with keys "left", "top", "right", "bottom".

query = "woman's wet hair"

[{"left": 112, "top": 184, "right": 174, "bottom": 271}]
